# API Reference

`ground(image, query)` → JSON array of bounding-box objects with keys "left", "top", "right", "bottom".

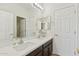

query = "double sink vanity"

[
  {"left": 0, "top": 33, "right": 53, "bottom": 56},
  {"left": 0, "top": 11, "right": 52, "bottom": 56}
]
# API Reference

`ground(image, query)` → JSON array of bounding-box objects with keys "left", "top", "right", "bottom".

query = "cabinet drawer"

[
  {"left": 43, "top": 39, "right": 52, "bottom": 48},
  {"left": 27, "top": 46, "right": 42, "bottom": 56}
]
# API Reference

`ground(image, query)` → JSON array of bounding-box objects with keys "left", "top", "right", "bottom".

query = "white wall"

[{"left": 0, "top": 3, "right": 41, "bottom": 17}]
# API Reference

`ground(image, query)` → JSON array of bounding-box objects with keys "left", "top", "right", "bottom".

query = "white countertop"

[{"left": 0, "top": 33, "right": 53, "bottom": 56}]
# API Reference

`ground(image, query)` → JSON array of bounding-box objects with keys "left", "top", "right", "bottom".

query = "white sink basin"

[{"left": 13, "top": 42, "right": 36, "bottom": 51}]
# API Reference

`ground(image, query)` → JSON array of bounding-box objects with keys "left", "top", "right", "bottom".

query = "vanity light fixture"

[{"left": 32, "top": 3, "right": 44, "bottom": 11}]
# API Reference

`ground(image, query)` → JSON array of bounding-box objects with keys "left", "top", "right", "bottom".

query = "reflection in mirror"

[
  {"left": 37, "top": 16, "right": 51, "bottom": 38},
  {"left": 17, "top": 16, "right": 26, "bottom": 38},
  {"left": 41, "top": 22, "right": 45, "bottom": 30}
]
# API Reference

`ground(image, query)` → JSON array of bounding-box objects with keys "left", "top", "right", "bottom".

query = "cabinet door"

[
  {"left": 48, "top": 44, "right": 52, "bottom": 56},
  {"left": 0, "top": 10, "right": 14, "bottom": 48},
  {"left": 43, "top": 44, "right": 52, "bottom": 56},
  {"left": 43, "top": 47, "right": 49, "bottom": 56},
  {"left": 43, "top": 39, "right": 52, "bottom": 56}
]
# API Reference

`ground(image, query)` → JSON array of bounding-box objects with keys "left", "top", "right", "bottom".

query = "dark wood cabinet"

[
  {"left": 35, "top": 51, "right": 42, "bottom": 56},
  {"left": 26, "top": 38, "right": 53, "bottom": 56},
  {"left": 42, "top": 39, "right": 52, "bottom": 56},
  {"left": 48, "top": 44, "right": 52, "bottom": 56},
  {"left": 43, "top": 44, "right": 52, "bottom": 56},
  {"left": 27, "top": 46, "right": 42, "bottom": 56},
  {"left": 43, "top": 46, "right": 49, "bottom": 56}
]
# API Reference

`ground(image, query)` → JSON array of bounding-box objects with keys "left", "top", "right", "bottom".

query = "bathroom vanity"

[
  {"left": 0, "top": 33, "right": 53, "bottom": 56},
  {"left": 27, "top": 38, "right": 53, "bottom": 56},
  {"left": 0, "top": 10, "right": 53, "bottom": 56}
]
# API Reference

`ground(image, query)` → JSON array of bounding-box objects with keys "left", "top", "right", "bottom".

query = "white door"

[
  {"left": 54, "top": 6, "right": 77, "bottom": 56},
  {"left": 0, "top": 10, "right": 14, "bottom": 48}
]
